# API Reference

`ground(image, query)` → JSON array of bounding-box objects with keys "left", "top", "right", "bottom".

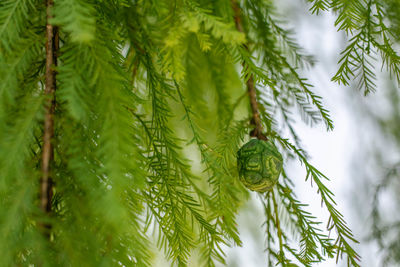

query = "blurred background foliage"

[
  {"left": 1, "top": 0, "right": 400, "bottom": 266},
  {"left": 224, "top": 1, "right": 400, "bottom": 266}
]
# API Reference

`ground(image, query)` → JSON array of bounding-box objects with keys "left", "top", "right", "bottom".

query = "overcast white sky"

[{"left": 225, "top": 2, "right": 382, "bottom": 267}]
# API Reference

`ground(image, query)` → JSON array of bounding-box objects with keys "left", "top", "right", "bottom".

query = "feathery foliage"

[
  {"left": 306, "top": 0, "right": 400, "bottom": 95},
  {"left": 1, "top": 0, "right": 398, "bottom": 266}
]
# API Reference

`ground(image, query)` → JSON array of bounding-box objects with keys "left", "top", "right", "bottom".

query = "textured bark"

[
  {"left": 232, "top": 0, "right": 267, "bottom": 141},
  {"left": 40, "top": 0, "right": 58, "bottom": 232}
]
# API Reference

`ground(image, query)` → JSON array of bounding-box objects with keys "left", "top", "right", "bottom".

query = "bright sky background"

[{"left": 225, "top": 2, "right": 382, "bottom": 267}]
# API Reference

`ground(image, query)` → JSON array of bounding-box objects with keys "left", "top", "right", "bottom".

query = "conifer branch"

[
  {"left": 0, "top": 0, "right": 380, "bottom": 265},
  {"left": 40, "top": 0, "right": 58, "bottom": 231},
  {"left": 231, "top": 0, "right": 266, "bottom": 140}
]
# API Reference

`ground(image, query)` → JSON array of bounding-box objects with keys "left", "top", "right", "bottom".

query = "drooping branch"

[
  {"left": 231, "top": 0, "right": 266, "bottom": 140},
  {"left": 40, "top": 0, "right": 58, "bottom": 232}
]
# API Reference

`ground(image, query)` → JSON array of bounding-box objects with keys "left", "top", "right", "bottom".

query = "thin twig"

[
  {"left": 271, "top": 191, "right": 283, "bottom": 253},
  {"left": 231, "top": 0, "right": 266, "bottom": 140},
  {"left": 40, "top": 0, "right": 58, "bottom": 236}
]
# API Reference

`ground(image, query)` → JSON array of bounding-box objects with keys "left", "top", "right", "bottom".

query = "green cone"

[{"left": 237, "top": 139, "right": 283, "bottom": 192}]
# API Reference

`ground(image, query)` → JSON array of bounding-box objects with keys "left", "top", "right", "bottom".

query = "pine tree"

[{"left": 1, "top": 0, "right": 399, "bottom": 266}]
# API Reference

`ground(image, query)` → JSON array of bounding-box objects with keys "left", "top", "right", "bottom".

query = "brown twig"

[
  {"left": 40, "top": 0, "right": 58, "bottom": 235},
  {"left": 231, "top": 0, "right": 266, "bottom": 141}
]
